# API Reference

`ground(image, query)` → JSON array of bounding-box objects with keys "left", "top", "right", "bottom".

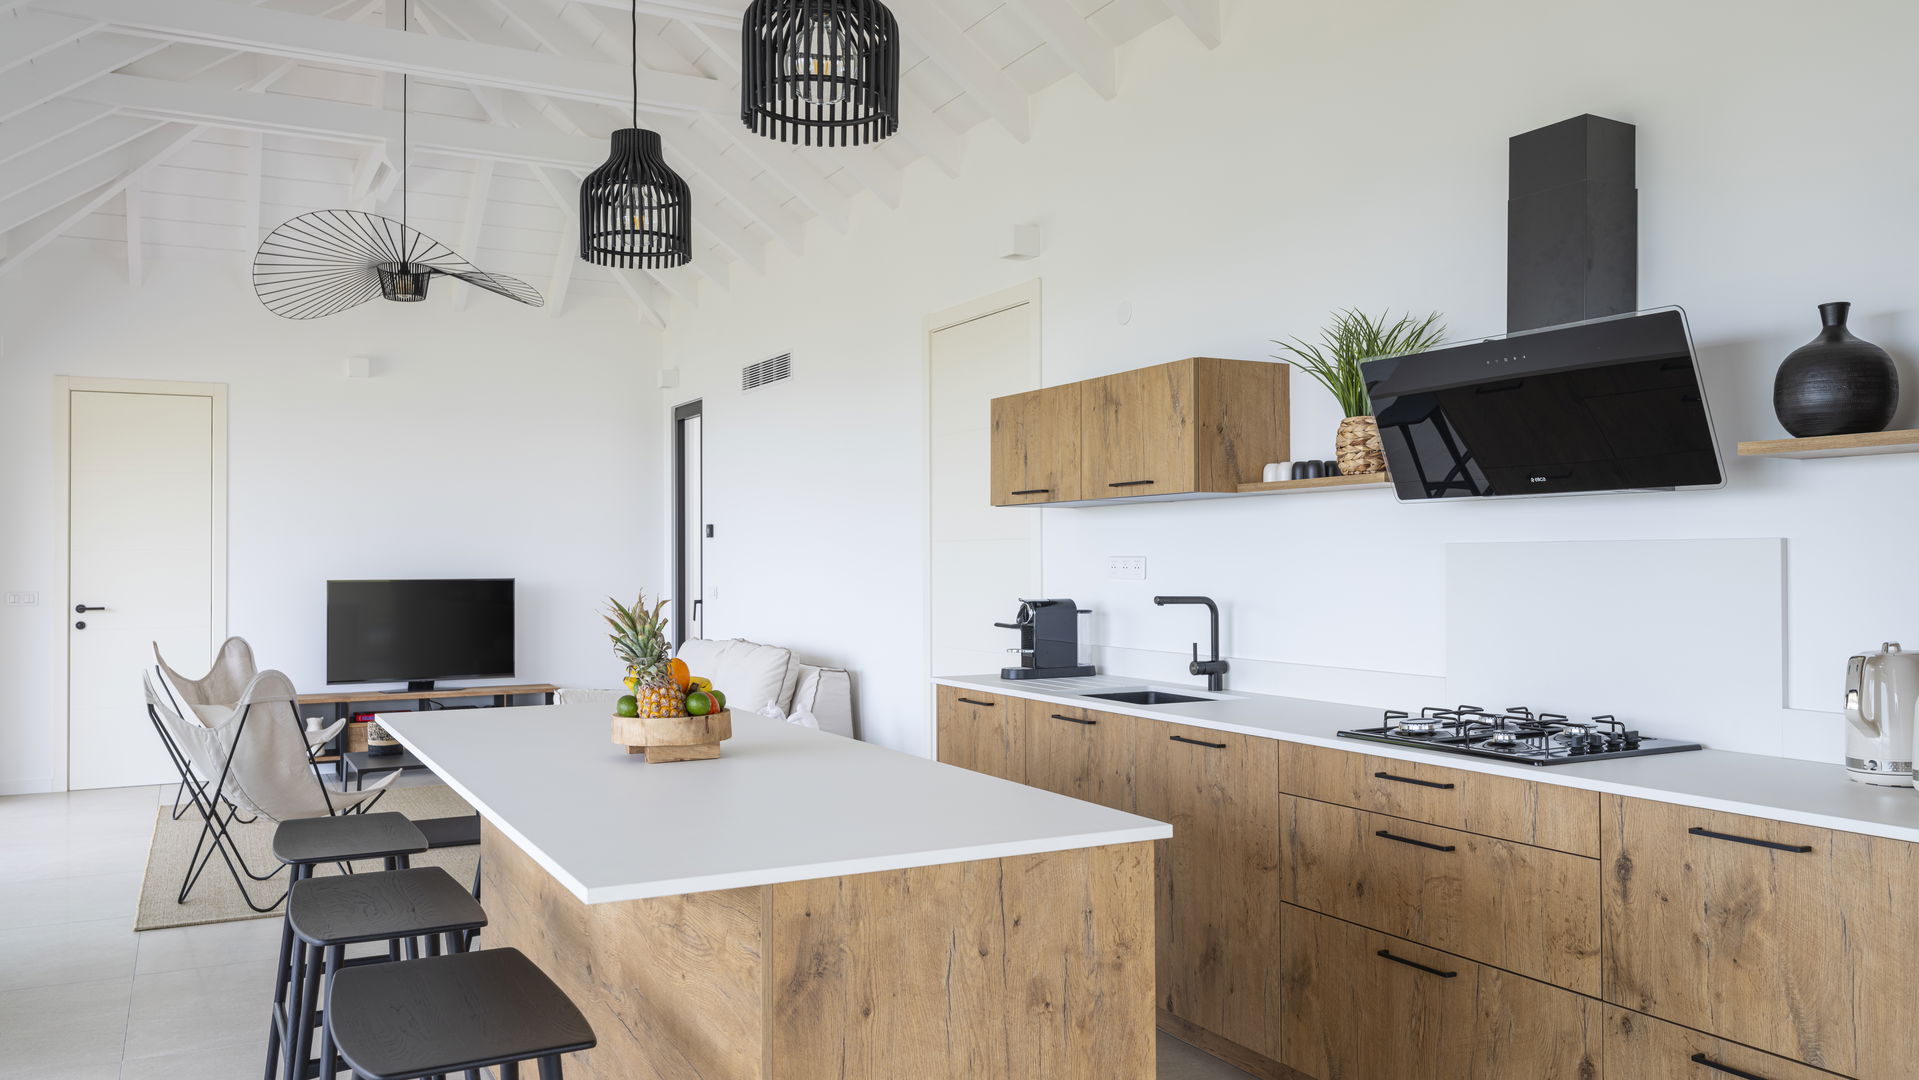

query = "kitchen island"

[{"left": 381, "top": 703, "right": 1170, "bottom": 1080}]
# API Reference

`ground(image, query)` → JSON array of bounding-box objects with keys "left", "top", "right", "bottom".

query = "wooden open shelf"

[
  {"left": 1235, "top": 472, "right": 1392, "bottom": 495},
  {"left": 1737, "top": 429, "right": 1919, "bottom": 459}
]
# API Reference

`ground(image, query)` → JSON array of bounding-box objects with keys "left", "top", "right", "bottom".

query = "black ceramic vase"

[{"left": 1772, "top": 301, "right": 1899, "bottom": 437}]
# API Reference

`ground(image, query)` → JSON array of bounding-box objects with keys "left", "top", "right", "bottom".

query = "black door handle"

[
  {"left": 1052, "top": 714, "right": 1097, "bottom": 725},
  {"left": 1168, "top": 735, "right": 1226, "bottom": 749},
  {"left": 1689, "top": 1053, "right": 1773, "bottom": 1080},
  {"left": 74, "top": 621, "right": 87, "bottom": 630},
  {"left": 956, "top": 698, "right": 996, "bottom": 707},
  {"left": 1375, "top": 830, "right": 1456, "bottom": 853},
  {"left": 1687, "top": 827, "right": 1813, "bottom": 854},
  {"left": 1376, "top": 949, "right": 1457, "bottom": 978},
  {"left": 75, "top": 604, "right": 106, "bottom": 613},
  {"left": 1373, "top": 771, "right": 1454, "bottom": 790}
]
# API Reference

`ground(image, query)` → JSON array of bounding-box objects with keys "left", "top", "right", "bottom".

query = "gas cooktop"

[{"left": 1337, "top": 706, "right": 1702, "bottom": 766}]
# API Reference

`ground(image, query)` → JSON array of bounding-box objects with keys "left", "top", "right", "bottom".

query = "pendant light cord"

[
  {"left": 401, "top": 0, "right": 408, "bottom": 236},
  {"left": 630, "top": 0, "right": 638, "bottom": 129}
]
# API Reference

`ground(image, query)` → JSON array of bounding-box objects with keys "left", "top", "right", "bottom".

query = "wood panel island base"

[
  {"left": 482, "top": 823, "right": 1155, "bottom": 1080},
  {"left": 383, "top": 705, "right": 1169, "bottom": 1080}
]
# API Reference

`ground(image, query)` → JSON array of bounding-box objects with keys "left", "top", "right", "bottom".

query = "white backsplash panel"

[{"left": 1446, "top": 539, "right": 1786, "bottom": 757}]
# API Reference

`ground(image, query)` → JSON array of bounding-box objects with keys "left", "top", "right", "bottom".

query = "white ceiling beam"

[
  {"left": 124, "top": 170, "right": 143, "bottom": 283},
  {"left": 607, "top": 263, "right": 672, "bottom": 326},
  {"left": 449, "top": 159, "right": 494, "bottom": 311},
  {"left": 0, "top": 173, "right": 123, "bottom": 277},
  {"left": 0, "top": 99, "right": 113, "bottom": 166},
  {"left": 544, "top": 213, "right": 576, "bottom": 319},
  {"left": 0, "top": 32, "right": 167, "bottom": 123},
  {"left": 1004, "top": 0, "right": 1118, "bottom": 100},
  {"left": 559, "top": 0, "right": 740, "bottom": 30},
  {"left": 895, "top": 92, "right": 961, "bottom": 177},
  {"left": 38, "top": 0, "right": 729, "bottom": 113},
  {"left": 1157, "top": 0, "right": 1223, "bottom": 49},
  {"left": 689, "top": 115, "right": 847, "bottom": 234},
  {"left": 886, "top": 0, "right": 1030, "bottom": 141},
  {"left": 0, "top": 121, "right": 194, "bottom": 235},
  {"left": 0, "top": 10, "right": 96, "bottom": 73},
  {"left": 0, "top": 114, "right": 160, "bottom": 202}
]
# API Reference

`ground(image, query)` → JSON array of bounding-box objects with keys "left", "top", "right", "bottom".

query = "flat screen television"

[
  {"left": 1360, "top": 307, "right": 1724, "bottom": 501},
  {"left": 326, "top": 578, "right": 515, "bottom": 689}
]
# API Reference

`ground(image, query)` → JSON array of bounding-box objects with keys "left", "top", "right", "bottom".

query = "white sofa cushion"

[
  {"left": 675, "top": 638, "right": 797, "bottom": 715},
  {"left": 792, "top": 666, "right": 855, "bottom": 739}
]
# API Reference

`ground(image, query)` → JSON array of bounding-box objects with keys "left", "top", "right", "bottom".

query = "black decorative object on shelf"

[
  {"left": 251, "top": 0, "right": 541, "bottom": 318},
  {"left": 742, "top": 0, "right": 900, "bottom": 147},
  {"left": 1773, "top": 301, "right": 1899, "bottom": 438},
  {"left": 580, "top": 0, "right": 691, "bottom": 267}
]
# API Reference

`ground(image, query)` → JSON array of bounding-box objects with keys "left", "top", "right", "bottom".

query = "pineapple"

[{"left": 604, "top": 593, "right": 685, "bottom": 718}]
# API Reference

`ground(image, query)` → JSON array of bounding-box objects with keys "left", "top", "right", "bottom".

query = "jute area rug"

[{"left": 135, "top": 784, "right": 477, "bottom": 931}]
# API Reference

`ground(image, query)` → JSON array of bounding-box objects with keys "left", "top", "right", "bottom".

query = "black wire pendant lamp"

[
  {"left": 251, "top": 0, "right": 541, "bottom": 318},
  {"left": 578, "top": 0, "right": 691, "bottom": 268},
  {"left": 741, "top": 0, "right": 899, "bottom": 147}
]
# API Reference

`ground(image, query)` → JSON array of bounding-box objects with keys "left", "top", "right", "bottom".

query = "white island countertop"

[
  {"left": 936, "top": 673, "right": 1919, "bottom": 845},
  {"left": 380, "top": 703, "right": 1170, "bottom": 904}
]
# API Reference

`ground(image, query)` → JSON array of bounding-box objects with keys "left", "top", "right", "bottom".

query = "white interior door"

[
  {"left": 67, "top": 386, "right": 223, "bottom": 790},
  {"left": 680, "top": 411, "right": 705, "bottom": 642},
  {"left": 928, "top": 293, "right": 1042, "bottom": 679}
]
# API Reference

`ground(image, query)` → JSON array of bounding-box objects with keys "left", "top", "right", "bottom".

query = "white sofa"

[{"left": 560, "top": 637, "right": 854, "bottom": 739}]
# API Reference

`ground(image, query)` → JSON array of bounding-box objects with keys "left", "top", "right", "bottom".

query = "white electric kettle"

[{"left": 1844, "top": 642, "right": 1919, "bottom": 787}]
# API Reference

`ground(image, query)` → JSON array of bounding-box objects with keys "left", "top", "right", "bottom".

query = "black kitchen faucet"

[{"left": 1152, "top": 596, "right": 1228, "bottom": 692}]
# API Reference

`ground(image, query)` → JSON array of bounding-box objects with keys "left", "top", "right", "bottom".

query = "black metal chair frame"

[{"left": 150, "top": 669, "right": 386, "bottom": 913}]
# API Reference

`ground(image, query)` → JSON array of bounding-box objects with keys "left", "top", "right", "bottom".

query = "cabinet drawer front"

[
  {"left": 1602, "top": 795, "right": 1918, "bottom": 1078},
  {"left": 1132, "top": 718, "right": 1281, "bottom": 1059},
  {"left": 1282, "top": 794, "right": 1600, "bottom": 994},
  {"left": 1279, "top": 904, "right": 1601, "bottom": 1080},
  {"left": 1602, "top": 1007, "right": 1847, "bottom": 1080},
  {"left": 1277, "top": 741, "right": 1598, "bottom": 856},
  {"left": 934, "top": 686, "right": 1023, "bottom": 783},
  {"left": 1022, "top": 701, "right": 1136, "bottom": 811}
]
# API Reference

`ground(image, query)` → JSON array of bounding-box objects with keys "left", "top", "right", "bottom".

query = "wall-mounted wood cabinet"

[{"left": 989, "top": 357, "right": 1288, "bottom": 506}]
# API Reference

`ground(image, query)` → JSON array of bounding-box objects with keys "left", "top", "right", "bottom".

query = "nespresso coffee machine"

[{"left": 996, "top": 599, "right": 1096, "bottom": 680}]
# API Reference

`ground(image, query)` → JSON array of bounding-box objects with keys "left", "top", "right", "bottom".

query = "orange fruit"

[{"left": 669, "top": 657, "right": 691, "bottom": 691}]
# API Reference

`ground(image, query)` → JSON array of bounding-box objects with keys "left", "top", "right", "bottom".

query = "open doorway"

[{"left": 673, "top": 399, "right": 704, "bottom": 648}]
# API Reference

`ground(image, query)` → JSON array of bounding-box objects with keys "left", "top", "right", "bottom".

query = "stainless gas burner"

[{"left": 1341, "top": 707, "right": 1701, "bottom": 766}]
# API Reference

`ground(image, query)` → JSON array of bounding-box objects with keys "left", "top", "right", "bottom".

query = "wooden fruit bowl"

[{"left": 611, "top": 709, "right": 733, "bottom": 763}]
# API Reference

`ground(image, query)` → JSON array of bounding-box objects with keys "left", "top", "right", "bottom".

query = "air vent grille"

[{"left": 742, "top": 353, "right": 792, "bottom": 391}]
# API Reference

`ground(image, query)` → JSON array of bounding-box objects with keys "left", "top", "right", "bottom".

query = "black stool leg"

[
  {"left": 539, "top": 1057, "right": 563, "bottom": 1079},
  {"left": 290, "top": 941, "right": 323, "bottom": 1080},
  {"left": 266, "top": 864, "right": 310, "bottom": 1080},
  {"left": 316, "top": 943, "right": 344, "bottom": 1080},
  {"left": 500, "top": 1064, "right": 518, "bottom": 1080}
]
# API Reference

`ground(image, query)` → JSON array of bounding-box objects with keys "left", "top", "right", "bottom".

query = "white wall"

[
  {"left": 0, "top": 243, "right": 665, "bottom": 794},
  {"left": 662, "top": 0, "right": 1919, "bottom": 761}
]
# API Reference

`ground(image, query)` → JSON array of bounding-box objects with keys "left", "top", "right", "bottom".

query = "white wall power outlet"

[
  {"left": 1106, "top": 556, "right": 1147, "bottom": 581},
  {"left": 5, "top": 591, "right": 39, "bottom": 607}
]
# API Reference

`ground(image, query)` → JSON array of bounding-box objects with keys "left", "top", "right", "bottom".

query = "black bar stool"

[
  {"left": 289, "top": 867, "right": 488, "bottom": 1080},
  {"left": 328, "top": 948, "right": 596, "bottom": 1080},
  {"left": 266, "top": 813, "right": 428, "bottom": 1080}
]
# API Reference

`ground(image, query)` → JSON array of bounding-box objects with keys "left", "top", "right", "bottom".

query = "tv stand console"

[{"left": 295, "top": 683, "right": 559, "bottom": 774}]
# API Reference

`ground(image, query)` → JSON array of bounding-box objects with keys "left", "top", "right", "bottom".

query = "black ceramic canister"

[{"left": 1773, "top": 301, "right": 1899, "bottom": 437}]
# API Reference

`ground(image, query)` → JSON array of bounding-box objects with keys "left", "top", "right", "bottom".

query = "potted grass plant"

[{"left": 1274, "top": 308, "right": 1446, "bottom": 477}]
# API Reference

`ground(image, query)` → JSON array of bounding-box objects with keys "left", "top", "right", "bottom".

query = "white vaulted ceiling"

[{"left": 0, "top": 0, "right": 1220, "bottom": 322}]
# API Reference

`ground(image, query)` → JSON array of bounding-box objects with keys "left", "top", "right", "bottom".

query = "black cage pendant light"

[
  {"left": 742, "top": 0, "right": 899, "bottom": 147},
  {"left": 579, "top": 0, "right": 691, "bottom": 268},
  {"left": 251, "top": 0, "right": 541, "bottom": 318}
]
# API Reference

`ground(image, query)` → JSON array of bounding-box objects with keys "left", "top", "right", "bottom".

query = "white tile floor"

[{"left": 0, "top": 785, "right": 1255, "bottom": 1079}]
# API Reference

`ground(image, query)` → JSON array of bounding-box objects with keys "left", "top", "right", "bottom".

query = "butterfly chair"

[
  {"left": 153, "top": 637, "right": 269, "bottom": 820},
  {"left": 148, "top": 653, "right": 399, "bottom": 913}
]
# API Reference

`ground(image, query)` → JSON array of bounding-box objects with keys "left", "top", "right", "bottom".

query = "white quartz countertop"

[
  {"left": 936, "top": 673, "right": 1919, "bottom": 845},
  {"left": 380, "top": 703, "right": 1170, "bottom": 904}
]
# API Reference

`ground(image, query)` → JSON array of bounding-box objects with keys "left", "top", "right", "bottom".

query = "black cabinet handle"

[
  {"left": 1375, "top": 830, "right": 1456, "bottom": 853},
  {"left": 1376, "top": 949, "right": 1457, "bottom": 979},
  {"left": 956, "top": 698, "right": 996, "bottom": 707},
  {"left": 1687, "top": 827, "right": 1813, "bottom": 854},
  {"left": 1169, "top": 735, "right": 1227, "bottom": 749},
  {"left": 1689, "top": 1053, "right": 1772, "bottom": 1080},
  {"left": 1052, "top": 714, "right": 1097, "bottom": 726},
  {"left": 1010, "top": 489, "right": 1050, "bottom": 496},
  {"left": 1374, "top": 771, "right": 1454, "bottom": 790},
  {"left": 1108, "top": 479, "right": 1156, "bottom": 488}
]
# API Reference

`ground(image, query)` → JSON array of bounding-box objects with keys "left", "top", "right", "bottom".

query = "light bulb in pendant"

[{"left": 788, "top": 12, "right": 863, "bottom": 105}]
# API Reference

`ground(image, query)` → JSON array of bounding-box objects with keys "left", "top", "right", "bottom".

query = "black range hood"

[{"left": 1360, "top": 308, "right": 1724, "bottom": 501}]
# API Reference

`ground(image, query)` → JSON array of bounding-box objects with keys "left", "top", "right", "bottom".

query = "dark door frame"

[{"left": 672, "top": 399, "right": 703, "bottom": 649}]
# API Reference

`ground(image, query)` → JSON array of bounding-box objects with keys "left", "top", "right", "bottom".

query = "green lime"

[
  {"left": 684, "top": 690, "right": 714, "bottom": 716},
  {"left": 615, "top": 695, "right": 638, "bottom": 718},
  {"left": 709, "top": 689, "right": 726, "bottom": 710}
]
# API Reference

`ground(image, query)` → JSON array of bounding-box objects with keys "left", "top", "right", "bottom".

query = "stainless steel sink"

[{"left": 1084, "top": 690, "right": 1210, "bottom": 706}]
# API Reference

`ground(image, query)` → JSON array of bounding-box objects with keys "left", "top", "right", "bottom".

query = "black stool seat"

[
  {"left": 329, "top": 948, "right": 596, "bottom": 1080},
  {"left": 288, "top": 867, "right": 486, "bottom": 946},
  {"left": 272, "top": 812, "right": 428, "bottom": 866},
  {"left": 413, "top": 813, "right": 480, "bottom": 849}
]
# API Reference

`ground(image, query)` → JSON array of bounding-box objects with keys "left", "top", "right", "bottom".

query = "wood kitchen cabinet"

[
  {"left": 934, "top": 686, "right": 1023, "bottom": 783},
  {"left": 1022, "top": 700, "right": 1136, "bottom": 811},
  {"left": 1601, "top": 794, "right": 1919, "bottom": 1078},
  {"left": 1602, "top": 1006, "right": 1838, "bottom": 1080},
  {"left": 989, "top": 383, "right": 1082, "bottom": 505},
  {"left": 1279, "top": 903, "right": 1602, "bottom": 1080},
  {"left": 1131, "top": 717, "right": 1282, "bottom": 1062},
  {"left": 1280, "top": 794, "right": 1601, "bottom": 995},
  {"left": 1079, "top": 357, "right": 1288, "bottom": 498}
]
